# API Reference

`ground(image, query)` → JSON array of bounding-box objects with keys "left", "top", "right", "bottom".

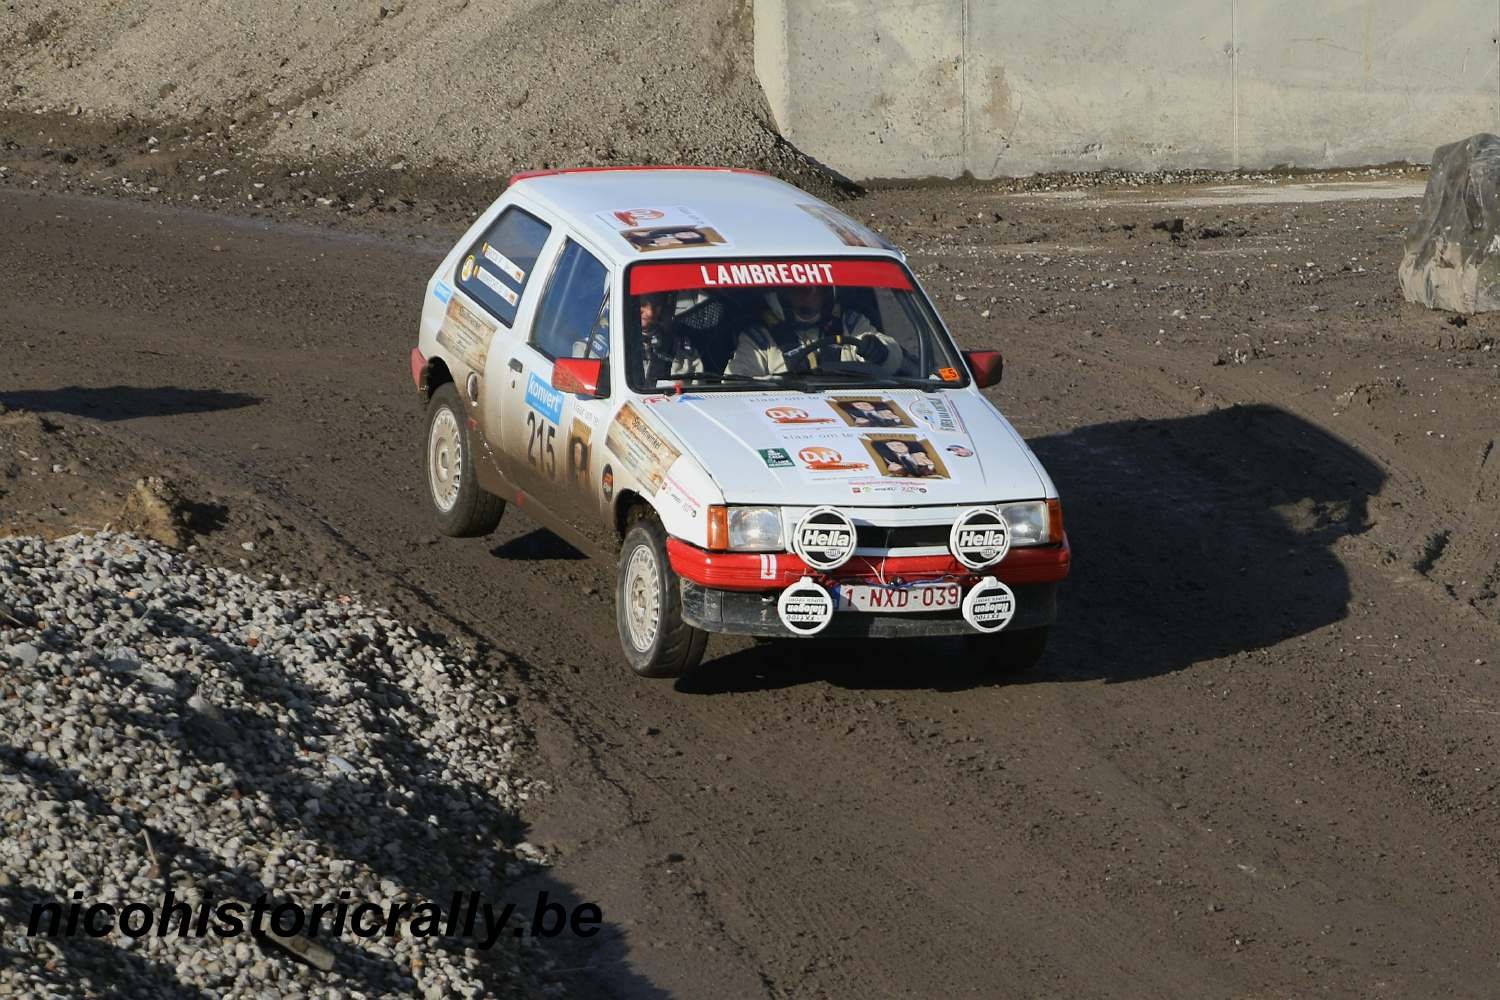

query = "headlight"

[
  {"left": 1001, "top": 500, "right": 1055, "bottom": 546},
  {"left": 726, "top": 506, "right": 784, "bottom": 551}
]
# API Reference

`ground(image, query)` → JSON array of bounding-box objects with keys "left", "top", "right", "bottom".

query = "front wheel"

[
  {"left": 616, "top": 518, "right": 708, "bottom": 678},
  {"left": 424, "top": 382, "right": 505, "bottom": 537},
  {"left": 962, "top": 626, "right": 1049, "bottom": 673}
]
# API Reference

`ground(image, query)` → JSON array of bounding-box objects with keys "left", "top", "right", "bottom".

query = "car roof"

[{"left": 506, "top": 167, "right": 901, "bottom": 267}]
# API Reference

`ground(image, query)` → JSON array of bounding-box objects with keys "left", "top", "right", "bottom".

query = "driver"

[
  {"left": 637, "top": 291, "right": 704, "bottom": 383},
  {"left": 727, "top": 285, "right": 902, "bottom": 378}
]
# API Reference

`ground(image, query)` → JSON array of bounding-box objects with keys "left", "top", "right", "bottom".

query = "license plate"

[{"left": 835, "top": 583, "right": 962, "bottom": 613}]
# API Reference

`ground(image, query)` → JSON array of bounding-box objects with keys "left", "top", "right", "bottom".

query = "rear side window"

[
  {"left": 531, "top": 239, "right": 610, "bottom": 362},
  {"left": 456, "top": 207, "right": 551, "bottom": 327}
]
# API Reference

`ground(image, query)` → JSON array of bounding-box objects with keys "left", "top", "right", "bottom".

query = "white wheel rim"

[
  {"left": 428, "top": 406, "right": 462, "bottom": 513},
  {"left": 624, "top": 544, "right": 661, "bottom": 652}
]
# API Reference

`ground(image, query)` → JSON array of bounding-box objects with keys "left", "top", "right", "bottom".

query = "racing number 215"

[{"left": 526, "top": 411, "right": 557, "bottom": 477}]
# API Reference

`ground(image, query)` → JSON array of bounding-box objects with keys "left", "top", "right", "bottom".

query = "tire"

[
  {"left": 963, "top": 626, "right": 1050, "bottom": 673},
  {"left": 616, "top": 517, "right": 709, "bottom": 678},
  {"left": 424, "top": 382, "right": 504, "bottom": 537}
]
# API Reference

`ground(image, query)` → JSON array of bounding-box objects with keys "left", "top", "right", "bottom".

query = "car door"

[{"left": 496, "top": 234, "right": 614, "bottom": 530}]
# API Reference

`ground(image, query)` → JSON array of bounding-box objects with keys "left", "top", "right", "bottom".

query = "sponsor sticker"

[
  {"left": 658, "top": 475, "right": 702, "bottom": 519},
  {"left": 600, "top": 207, "right": 730, "bottom": 255},
  {"left": 759, "top": 447, "right": 794, "bottom": 469},
  {"left": 601, "top": 464, "right": 614, "bottom": 502},
  {"left": 962, "top": 578, "right": 1017, "bottom": 633},
  {"left": 565, "top": 419, "right": 593, "bottom": 493},
  {"left": 629, "top": 259, "right": 914, "bottom": 295},
  {"left": 849, "top": 480, "right": 929, "bottom": 497},
  {"left": 790, "top": 507, "right": 857, "bottom": 571},
  {"left": 435, "top": 296, "right": 497, "bottom": 374},
  {"left": 460, "top": 255, "right": 476, "bottom": 281},
  {"left": 432, "top": 280, "right": 454, "bottom": 304},
  {"left": 481, "top": 242, "right": 526, "bottom": 283},
  {"left": 829, "top": 397, "right": 913, "bottom": 429},
  {"left": 777, "top": 578, "right": 835, "bottom": 636},
  {"left": 860, "top": 434, "right": 950, "bottom": 480},
  {"left": 604, "top": 402, "right": 682, "bottom": 494},
  {"left": 525, "top": 371, "right": 565, "bottom": 424},
  {"left": 910, "top": 397, "right": 963, "bottom": 434},
  {"left": 796, "top": 202, "right": 895, "bottom": 250},
  {"left": 949, "top": 507, "right": 1011, "bottom": 569},
  {"left": 475, "top": 265, "right": 519, "bottom": 306},
  {"left": 946, "top": 444, "right": 974, "bottom": 458},
  {"left": 939, "top": 367, "right": 961, "bottom": 383},
  {"left": 604, "top": 206, "right": 709, "bottom": 229}
]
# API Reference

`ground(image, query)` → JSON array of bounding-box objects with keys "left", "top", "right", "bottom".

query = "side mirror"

[
  {"left": 964, "top": 349, "right": 1004, "bottom": 389},
  {"left": 552, "top": 357, "right": 604, "bottom": 398}
]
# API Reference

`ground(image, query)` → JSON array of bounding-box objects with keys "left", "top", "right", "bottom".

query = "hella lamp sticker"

[
  {"left": 950, "top": 507, "right": 1011, "bottom": 570},
  {"left": 790, "top": 506, "right": 857, "bottom": 571},
  {"left": 777, "top": 578, "right": 834, "bottom": 636},
  {"left": 962, "top": 578, "right": 1016, "bottom": 633}
]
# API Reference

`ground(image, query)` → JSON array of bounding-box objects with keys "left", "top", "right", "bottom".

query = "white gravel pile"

[{"left": 0, "top": 532, "right": 548, "bottom": 998}]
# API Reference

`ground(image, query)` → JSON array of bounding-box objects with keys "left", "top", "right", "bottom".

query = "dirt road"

[{"left": 4, "top": 177, "right": 1500, "bottom": 997}]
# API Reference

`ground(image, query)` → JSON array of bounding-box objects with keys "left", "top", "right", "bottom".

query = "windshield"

[{"left": 623, "top": 258, "right": 967, "bottom": 393}]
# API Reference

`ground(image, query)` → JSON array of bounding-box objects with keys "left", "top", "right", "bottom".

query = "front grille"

[{"left": 853, "top": 523, "right": 950, "bottom": 550}]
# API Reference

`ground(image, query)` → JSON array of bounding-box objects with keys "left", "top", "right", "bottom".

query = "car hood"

[{"left": 641, "top": 389, "right": 1050, "bottom": 506}]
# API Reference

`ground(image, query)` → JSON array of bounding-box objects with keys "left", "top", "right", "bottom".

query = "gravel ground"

[{"left": 0, "top": 532, "right": 556, "bottom": 998}]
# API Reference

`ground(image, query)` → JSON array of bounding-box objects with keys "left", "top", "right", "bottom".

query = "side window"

[
  {"left": 531, "top": 239, "right": 610, "bottom": 362},
  {"left": 456, "top": 207, "right": 551, "bottom": 327}
]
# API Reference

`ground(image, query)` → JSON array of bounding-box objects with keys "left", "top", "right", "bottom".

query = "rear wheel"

[
  {"left": 424, "top": 382, "right": 504, "bottom": 537},
  {"left": 963, "top": 626, "right": 1049, "bottom": 673},
  {"left": 616, "top": 517, "right": 708, "bottom": 678}
]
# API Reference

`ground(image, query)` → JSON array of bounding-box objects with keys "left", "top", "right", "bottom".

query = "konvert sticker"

[
  {"left": 525, "top": 371, "right": 565, "bottom": 424},
  {"left": 860, "top": 434, "right": 951, "bottom": 479},
  {"left": 435, "top": 297, "right": 497, "bottom": 373},
  {"left": 604, "top": 402, "right": 682, "bottom": 493}
]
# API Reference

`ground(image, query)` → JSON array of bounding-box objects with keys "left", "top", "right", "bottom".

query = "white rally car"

[{"left": 410, "top": 166, "right": 1070, "bottom": 677}]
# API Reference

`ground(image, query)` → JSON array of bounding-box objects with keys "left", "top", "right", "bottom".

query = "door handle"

[{"left": 508, "top": 358, "right": 524, "bottom": 373}]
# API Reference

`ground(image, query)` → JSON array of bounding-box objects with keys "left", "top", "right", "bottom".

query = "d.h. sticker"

[
  {"left": 765, "top": 405, "right": 834, "bottom": 425},
  {"left": 797, "top": 446, "right": 868, "bottom": 474},
  {"left": 605, "top": 403, "right": 682, "bottom": 493}
]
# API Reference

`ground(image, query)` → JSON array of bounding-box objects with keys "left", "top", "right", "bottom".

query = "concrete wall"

[{"left": 754, "top": 0, "right": 1500, "bottom": 180}]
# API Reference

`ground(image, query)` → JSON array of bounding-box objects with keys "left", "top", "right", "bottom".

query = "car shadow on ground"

[
  {"left": 0, "top": 386, "right": 259, "bottom": 421},
  {"left": 490, "top": 528, "right": 587, "bottom": 561},
  {"left": 677, "top": 404, "right": 1384, "bottom": 695}
]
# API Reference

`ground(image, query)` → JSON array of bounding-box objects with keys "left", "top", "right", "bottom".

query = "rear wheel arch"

[{"left": 420, "top": 356, "right": 454, "bottom": 399}]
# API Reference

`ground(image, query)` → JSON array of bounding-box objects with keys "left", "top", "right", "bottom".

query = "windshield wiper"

[
  {"left": 799, "top": 372, "right": 946, "bottom": 392},
  {"left": 666, "top": 372, "right": 817, "bottom": 392}
]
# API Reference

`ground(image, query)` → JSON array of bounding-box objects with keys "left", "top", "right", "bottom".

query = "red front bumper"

[{"left": 665, "top": 535, "right": 1071, "bottom": 592}]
